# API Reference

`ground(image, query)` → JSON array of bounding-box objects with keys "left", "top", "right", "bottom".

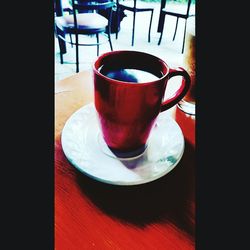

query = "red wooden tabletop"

[{"left": 55, "top": 71, "right": 195, "bottom": 250}]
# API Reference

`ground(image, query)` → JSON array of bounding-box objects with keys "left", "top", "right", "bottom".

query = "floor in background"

[{"left": 55, "top": 2, "right": 194, "bottom": 83}]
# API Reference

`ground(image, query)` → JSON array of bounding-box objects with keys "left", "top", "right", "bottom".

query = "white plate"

[{"left": 61, "top": 103, "right": 185, "bottom": 186}]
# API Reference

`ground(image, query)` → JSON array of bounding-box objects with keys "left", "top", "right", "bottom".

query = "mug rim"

[{"left": 92, "top": 50, "right": 170, "bottom": 86}]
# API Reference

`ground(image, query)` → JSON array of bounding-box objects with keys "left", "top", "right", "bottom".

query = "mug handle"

[{"left": 161, "top": 67, "right": 191, "bottom": 112}]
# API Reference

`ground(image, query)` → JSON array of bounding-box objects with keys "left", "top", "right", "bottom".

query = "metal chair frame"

[
  {"left": 115, "top": 0, "right": 154, "bottom": 46},
  {"left": 158, "top": 0, "right": 195, "bottom": 53},
  {"left": 55, "top": 0, "right": 115, "bottom": 72}
]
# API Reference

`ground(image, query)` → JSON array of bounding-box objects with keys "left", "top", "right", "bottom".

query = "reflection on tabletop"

[{"left": 174, "top": 105, "right": 195, "bottom": 146}]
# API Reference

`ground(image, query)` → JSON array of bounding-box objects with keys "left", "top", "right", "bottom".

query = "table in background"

[{"left": 55, "top": 71, "right": 195, "bottom": 249}]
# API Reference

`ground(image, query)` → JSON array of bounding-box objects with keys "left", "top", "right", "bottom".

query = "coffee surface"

[{"left": 100, "top": 67, "right": 161, "bottom": 83}]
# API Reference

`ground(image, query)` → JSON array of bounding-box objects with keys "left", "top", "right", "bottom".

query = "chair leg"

[
  {"left": 158, "top": 13, "right": 165, "bottom": 45},
  {"left": 96, "top": 33, "right": 100, "bottom": 56},
  {"left": 158, "top": 22, "right": 164, "bottom": 45},
  {"left": 148, "top": 10, "right": 154, "bottom": 43},
  {"left": 116, "top": 7, "right": 120, "bottom": 40},
  {"left": 108, "top": 30, "right": 113, "bottom": 51},
  {"left": 57, "top": 37, "right": 64, "bottom": 64},
  {"left": 75, "top": 34, "right": 79, "bottom": 73},
  {"left": 132, "top": 11, "right": 136, "bottom": 46},
  {"left": 60, "top": 51, "right": 63, "bottom": 64},
  {"left": 69, "top": 33, "right": 73, "bottom": 48},
  {"left": 172, "top": 17, "right": 179, "bottom": 41},
  {"left": 181, "top": 19, "right": 188, "bottom": 54},
  {"left": 157, "top": 10, "right": 166, "bottom": 33},
  {"left": 56, "top": 27, "right": 67, "bottom": 55}
]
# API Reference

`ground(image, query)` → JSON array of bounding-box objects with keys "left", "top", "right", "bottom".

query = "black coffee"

[{"left": 99, "top": 66, "right": 162, "bottom": 83}]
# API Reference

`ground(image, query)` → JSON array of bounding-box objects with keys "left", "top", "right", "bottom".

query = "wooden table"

[{"left": 55, "top": 71, "right": 195, "bottom": 249}]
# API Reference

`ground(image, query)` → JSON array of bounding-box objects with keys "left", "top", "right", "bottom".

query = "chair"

[
  {"left": 157, "top": 0, "right": 195, "bottom": 53},
  {"left": 54, "top": 0, "right": 115, "bottom": 72},
  {"left": 115, "top": 0, "right": 154, "bottom": 46}
]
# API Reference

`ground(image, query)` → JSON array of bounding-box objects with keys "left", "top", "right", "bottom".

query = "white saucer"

[{"left": 61, "top": 103, "right": 185, "bottom": 186}]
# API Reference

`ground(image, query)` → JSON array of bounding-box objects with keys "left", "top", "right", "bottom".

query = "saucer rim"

[{"left": 61, "top": 103, "right": 185, "bottom": 186}]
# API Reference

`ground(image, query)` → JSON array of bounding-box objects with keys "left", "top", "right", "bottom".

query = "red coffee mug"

[{"left": 93, "top": 50, "right": 190, "bottom": 158}]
